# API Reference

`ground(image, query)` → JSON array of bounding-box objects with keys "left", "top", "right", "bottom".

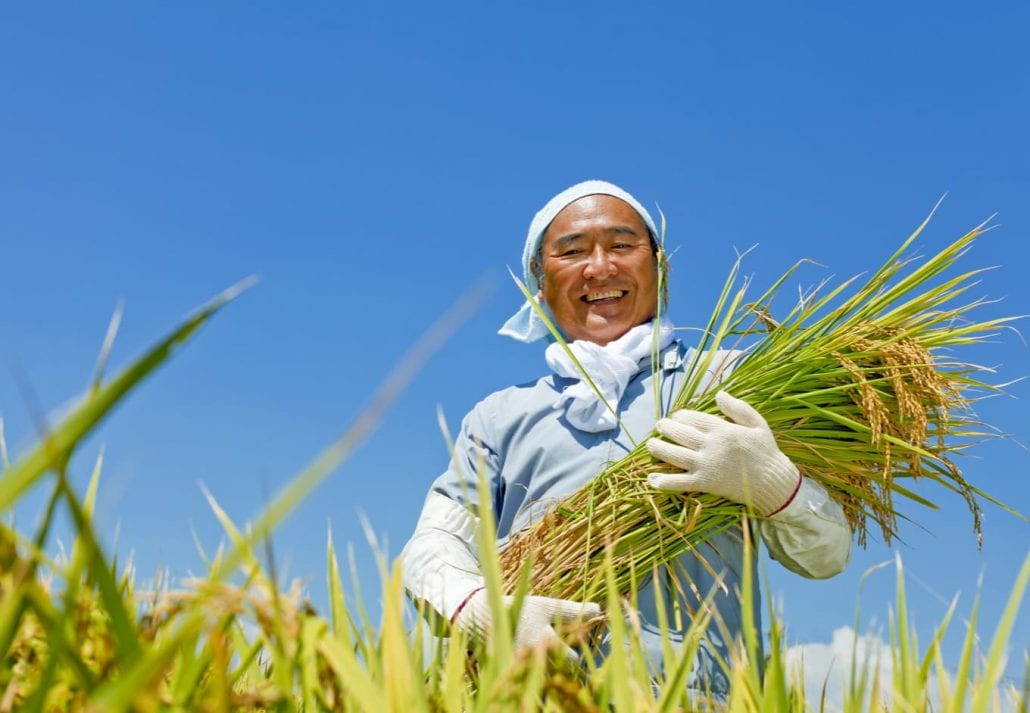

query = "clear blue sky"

[{"left": 2, "top": 1, "right": 1027, "bottom": 680}]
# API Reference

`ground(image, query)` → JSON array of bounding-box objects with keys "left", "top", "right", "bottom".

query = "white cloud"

[
  {"left": 785, "top": 626, "right": 893, "bottom": 712},
  {"left": 784, "top": 627, "right": 1021, "bottom": 713}
]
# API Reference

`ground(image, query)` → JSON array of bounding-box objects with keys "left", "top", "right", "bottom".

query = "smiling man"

[{"left": 401, "top": 180, "right": 851, "bottom": 699}]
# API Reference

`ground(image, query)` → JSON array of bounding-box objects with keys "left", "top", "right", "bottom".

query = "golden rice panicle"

[{"left": 824, "top": 324, "right": 979, "bottom": 546}]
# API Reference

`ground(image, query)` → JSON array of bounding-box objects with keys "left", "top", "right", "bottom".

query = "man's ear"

[{"left": 530, "top": 258, "right": 543, "bottom": 289}]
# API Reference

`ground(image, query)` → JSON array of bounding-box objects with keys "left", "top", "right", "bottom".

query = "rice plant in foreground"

[
  {"left": 0, "top": 276, "right": 1025, "bottom": 711},
  {"left": 0, "top": 454, "right": 1026, "bottom": 710},
  {"left": 500, "top": 211, "right": 1022, "bottom": 603}
]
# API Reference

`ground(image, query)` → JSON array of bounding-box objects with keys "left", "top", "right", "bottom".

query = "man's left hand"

[{"left": 646, "top": 391, "right": 802, "bottom": 516}]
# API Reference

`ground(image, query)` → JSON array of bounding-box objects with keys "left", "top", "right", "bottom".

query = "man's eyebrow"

[
  {"left": 548, "top": 225, "right": 645, "bottom": 251},
  {"left": 608, "top": 225, "right": 644, "bottom": 237},
  {"left": 549, "top": 233, "right": 584, "bottom": 251}
]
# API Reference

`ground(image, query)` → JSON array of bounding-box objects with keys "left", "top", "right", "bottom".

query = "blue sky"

[{"left": 2, "top": 1, "right": 1027, "bottom": 682}]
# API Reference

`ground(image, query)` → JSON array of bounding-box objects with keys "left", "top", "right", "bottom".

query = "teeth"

[{"left": 585, "top": 290, "right": 623, "bottom": 302}]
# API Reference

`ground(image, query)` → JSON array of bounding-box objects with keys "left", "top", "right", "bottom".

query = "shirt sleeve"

[
  {"left": 757, "top": 476, "right": 852, "bottom": 579},
  {"left": 428, "top": 400, "right": 504, "bottom": 516},
  {"left": 400, "top": 403, "right": 500, "bottom": 622},
  {"left": 400, "top": 491, "right": 485, "bottom": 622}
]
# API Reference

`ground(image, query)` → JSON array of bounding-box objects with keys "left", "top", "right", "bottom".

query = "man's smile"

[{"left": 582, "top": 289, "right": 628, "bottom": 303}]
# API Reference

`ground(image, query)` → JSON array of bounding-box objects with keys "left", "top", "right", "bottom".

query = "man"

[{"left": 401, "top": 180, "right": 851, "bottom": 696}]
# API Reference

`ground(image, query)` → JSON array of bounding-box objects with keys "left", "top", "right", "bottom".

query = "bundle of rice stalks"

[{"left": 499, "top": 212, "right": 1019, "bottom": 602}]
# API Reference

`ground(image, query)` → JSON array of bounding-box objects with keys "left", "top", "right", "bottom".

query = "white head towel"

[{"left": 498, "top": 180, "right": 660, "bottom": 344}]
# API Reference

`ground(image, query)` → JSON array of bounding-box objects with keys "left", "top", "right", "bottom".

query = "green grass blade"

[
  {"left": 318, "top": 628, "right": 385, "bottom": 710},
  {"left": 0, "top": 277, "right": 256, "bottom": 511},
  {"left": 509, "top": 269, "right": 636, "bottom": 445},
  {"left": 326, "top": 529, "right": 354, "bottom": 647},
  {"left": 91, "top": 299, "right": 124, "bottom": 393},
  {"left": 951, "top": 590, "right": 981, "bottom": 713},
  {"left": 203, "top": 282, "right": 481, "bottom": 589},
  {"left": 299, "top": 615, "right": 322, "bottom": 713},
  {"left": 89, "top": 282, "right": 480, "bottom": 711},
  {"left": 970, "top": 550, "right": 1030, "bottom": 712},
  {"left": 57, "top": 468, "right": 142, "bottom": 662},
  {"left": 0, "top": 415, "right": 9, "bottom": 471}
]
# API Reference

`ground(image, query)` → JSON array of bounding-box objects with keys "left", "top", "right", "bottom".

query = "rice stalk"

[{"left": 499, "top": 216, "right": 1020, "bottom": 602}]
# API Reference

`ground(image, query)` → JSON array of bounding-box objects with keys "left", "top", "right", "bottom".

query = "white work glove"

[
  {"left": 646, "top": 391, "right": 802, "bottom": 516},
  {"left": 453, "top": 589, "right": 602, "bottom": 662}
]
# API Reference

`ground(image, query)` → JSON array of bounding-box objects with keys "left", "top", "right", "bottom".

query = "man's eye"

[{"left": 559, "top": 249, "right": 582, "bottom": 257}]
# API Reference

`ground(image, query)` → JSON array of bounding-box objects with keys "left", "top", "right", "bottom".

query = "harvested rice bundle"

[{"left": 499, "top": 214, "right": 1016, "bottom": 602}]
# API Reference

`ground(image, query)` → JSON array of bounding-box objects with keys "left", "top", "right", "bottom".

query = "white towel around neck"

[{"left": 545, "top": 319, "right": 674, "bottom": 433}]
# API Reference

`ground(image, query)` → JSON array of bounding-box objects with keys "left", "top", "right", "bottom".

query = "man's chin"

[{"left": 571, "top": 319, "right": 634, "bottom": 346}]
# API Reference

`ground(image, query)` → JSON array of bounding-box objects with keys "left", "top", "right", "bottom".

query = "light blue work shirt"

[{"left": 406, "top": 339, "right": 851, "bottom": 697}]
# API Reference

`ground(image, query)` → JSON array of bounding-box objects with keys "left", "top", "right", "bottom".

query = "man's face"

[{"left": 535, "top": 194, "right": 659, "bottom": 346}]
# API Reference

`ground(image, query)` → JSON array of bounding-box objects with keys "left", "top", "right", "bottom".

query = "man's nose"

[{"left": 582, "top": 245, "right": 617, "bottom": 279}]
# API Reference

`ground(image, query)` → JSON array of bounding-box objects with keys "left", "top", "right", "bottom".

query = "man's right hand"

[{"left": 452, "top": 589, "right": 602, "bottom": 663}]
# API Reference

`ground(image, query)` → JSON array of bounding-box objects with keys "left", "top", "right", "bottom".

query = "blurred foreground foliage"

[{"left": 0, "top": 280, "right": 1025, "bottom": 711}]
